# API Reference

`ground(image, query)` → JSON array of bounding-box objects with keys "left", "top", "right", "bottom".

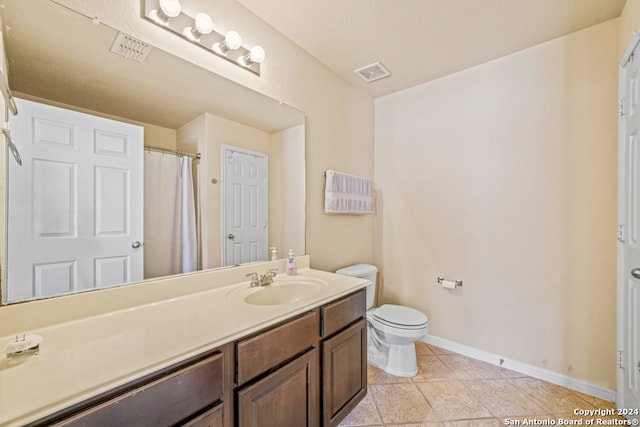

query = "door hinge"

[
  {"left": 618, "top": 224, "right": 625, "bottom": 243},
  {"left": 620, "top": 98, "right": 626, "bottom": 116},
  {"left": 618, "top": 350, "right": 624, "bottom": 369}
]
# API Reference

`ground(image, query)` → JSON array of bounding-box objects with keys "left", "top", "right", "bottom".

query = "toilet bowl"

[{"left": 336, "top": 264, "right": 428, "bottom": 377}]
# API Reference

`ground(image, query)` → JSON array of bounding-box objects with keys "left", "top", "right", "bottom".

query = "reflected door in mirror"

[
  {"left": 222, "top": 145, "right": 268, "bottom": 266},
  {"left": 6, "top": 99, "right": 144, "bottom": 302}
]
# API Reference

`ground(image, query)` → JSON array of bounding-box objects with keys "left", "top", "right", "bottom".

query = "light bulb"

[
  {"left": 150, "top": 0, "right": 181, "bottom": 25},
  {"left": 194, "top": 13, "right": 214, "bottom": 34},
  {"left": 241, "top": 45, "right": 265, "bottom": 66},
  {"left": 183, "top": 13, "right": 213, "bottom": 41},
  {"left": 216, "top": 30, "right": 242, "bottom": 54},
  {"left": 224, "top": 31, "right": 242, "bottom": 50},
  {"left": 249, "top": 46, "right": 265, "bottom": 63}
]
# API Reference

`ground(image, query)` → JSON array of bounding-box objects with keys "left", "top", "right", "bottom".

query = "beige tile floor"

[{"left": 338, "top": 342, "right": 627, "bottom": 426}]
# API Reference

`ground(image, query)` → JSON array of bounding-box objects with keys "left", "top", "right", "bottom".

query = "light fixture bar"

[{"left": 143, "top": 0, "right": 263, "bottom": 76}]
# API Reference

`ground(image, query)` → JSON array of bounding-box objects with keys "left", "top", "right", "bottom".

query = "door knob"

[
  {"left": 631, "top": 268, "right": 640, "bottom": 279},
  {"left": 132, "top": 241, "right": 142, "bottom": 249},
  {"left": 228, "top": 234, "right": 235, "bottom": 240}
]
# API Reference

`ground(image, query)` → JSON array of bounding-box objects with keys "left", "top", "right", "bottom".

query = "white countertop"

[{"left": 0, "top": 258, "right": 366, "bottom": 426}]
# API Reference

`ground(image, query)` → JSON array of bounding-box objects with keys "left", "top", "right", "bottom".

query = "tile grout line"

[{"left": 367, "top": 383, "right": 386, "bottom": 426}]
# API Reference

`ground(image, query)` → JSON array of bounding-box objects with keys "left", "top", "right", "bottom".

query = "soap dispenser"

[{"left": 286, "top": 249, "right": 297, "bottom": 276}]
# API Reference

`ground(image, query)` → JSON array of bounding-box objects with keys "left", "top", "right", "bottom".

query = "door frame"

[
  {"left": 220, "top": 144, "right": 268, "bottom": 266},
  {"left": 617, "top": 29, "right": 640, "bottom": 412}
]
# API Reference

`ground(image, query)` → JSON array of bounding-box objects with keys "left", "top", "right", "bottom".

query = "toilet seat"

[{"left": 370, "top": 304, "right": 428, "bottom": 330}]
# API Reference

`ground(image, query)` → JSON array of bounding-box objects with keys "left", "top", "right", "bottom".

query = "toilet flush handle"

[{"left": 631, "top": 268, "right": 640, "bottom": 279}]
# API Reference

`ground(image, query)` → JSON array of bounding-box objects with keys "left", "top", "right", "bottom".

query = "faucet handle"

[
  {"left": 267, "top": 268, "right": 278, "bottom": 277},
  {"left": 245, "top": 272, "right": 259, "bottom": 286}
]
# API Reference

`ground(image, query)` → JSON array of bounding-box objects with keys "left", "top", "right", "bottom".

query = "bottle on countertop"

[{"left": 286, "top": 249, "right": 297, "bottom": 276}]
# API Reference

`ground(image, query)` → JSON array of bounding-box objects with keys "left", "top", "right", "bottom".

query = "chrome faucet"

[
  {"left": 246, "top": 269, "right": 278, "bottom": 287},
  {"left": 245, "top": 272, "right": 260, "bottom": 287}
]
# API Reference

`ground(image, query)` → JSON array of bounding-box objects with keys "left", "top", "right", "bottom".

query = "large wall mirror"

[{"left": 0, "top": 0, "right": 306, "bottom": 304}]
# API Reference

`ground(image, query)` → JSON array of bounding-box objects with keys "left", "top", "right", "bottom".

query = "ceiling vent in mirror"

[
  {"left": 354, "top": 62, "right": 391, "bottom": 83},
  {"left": 110, "top": 32, "right": 153, "bottom": 62}
]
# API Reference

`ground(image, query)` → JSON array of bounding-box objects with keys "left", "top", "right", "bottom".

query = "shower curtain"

[{"left": 144, "top": 151, "right": 197, "bottom": 279}]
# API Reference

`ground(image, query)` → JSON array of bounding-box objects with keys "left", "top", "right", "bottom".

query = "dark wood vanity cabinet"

[
  {"left": 30, "top": 288, "right": 366, "bottom": 427},
  {"left": 233, "top": 288, "right": 367, "bottom": 427}
]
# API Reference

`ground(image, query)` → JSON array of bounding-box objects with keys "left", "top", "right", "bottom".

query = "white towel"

[{"left": 324, "top": 170, "right": 373, "bottom": 214}]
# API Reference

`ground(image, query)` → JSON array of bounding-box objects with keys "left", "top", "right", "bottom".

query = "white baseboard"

[{"left": 421, "top": 335, "right": 616, "bottom": 402}]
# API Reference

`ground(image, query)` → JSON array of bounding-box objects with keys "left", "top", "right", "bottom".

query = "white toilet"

[{"left": 336, "top": 264, "right": 428, "bottom": 377}]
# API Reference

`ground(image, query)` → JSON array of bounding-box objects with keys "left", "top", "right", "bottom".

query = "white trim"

[
  {"left": 617, "top": 30, "right": 640, "bottom": 412},
  {"left": 620, "top": 30, "right": 640, "bottom": 68},
  {"left": 422, "top": 335, "right": 616, "bottom": 402}
]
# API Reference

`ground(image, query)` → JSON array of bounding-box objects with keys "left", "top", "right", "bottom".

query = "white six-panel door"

[
  {"left": 222, "top": 145, "right": 268, "bottom": 266},
  {"left": 6, "top": 98, "right": 144, "bottom": 302},
  {"left": 618, "top": 36, "right": 640, "bottom": 416}
]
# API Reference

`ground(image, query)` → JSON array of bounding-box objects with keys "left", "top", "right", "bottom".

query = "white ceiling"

[{"left": 237, "top": 0, "right": 627, "bottom": 98}]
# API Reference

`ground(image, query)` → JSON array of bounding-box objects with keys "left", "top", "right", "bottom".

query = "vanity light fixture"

[
  {"left": 143, "top": 0, "right": 265, "bottom": 75},
  {"left": 149, "top": 0, "right": 181, "bottom": 25}
]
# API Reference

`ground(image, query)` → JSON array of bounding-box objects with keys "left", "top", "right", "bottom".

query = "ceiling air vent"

[
  {"left": 354, "top": 61, "right": 391, "bottom": 83},
  {"left": 110, "top": 32, "right": 153, "bottom": 62}
]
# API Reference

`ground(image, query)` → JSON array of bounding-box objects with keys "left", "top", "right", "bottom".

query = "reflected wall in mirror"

[{"left": 1, "top": 0, "right": 306, "bottom": 304}]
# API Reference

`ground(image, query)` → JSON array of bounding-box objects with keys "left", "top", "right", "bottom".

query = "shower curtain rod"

[{"left": 144, "top": 144, "right": 201, "bottom": 160}]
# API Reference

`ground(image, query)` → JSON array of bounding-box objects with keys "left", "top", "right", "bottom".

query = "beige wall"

[
  {"left": 180, "top": 113, "right": 273, "bottom": 269},
  {"left": 13, "top": 92, "right": 177, "bottom": 150},
  {"left": 55, "top": 0, "right": 375, "bottom": 272},
  {"left": 375, "top": 20, "right": 619, "bottom": 388},
  {"left": 271, "top": 124, "right": 306, "bottom": 258},
  {"left": 177, "top": 113, "right": 304, "bottom": 269},
  {"left": 619, "top": 0, "right": 640, "bottom": 57}
]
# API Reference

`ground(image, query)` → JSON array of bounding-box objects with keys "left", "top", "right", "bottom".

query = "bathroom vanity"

[{"left": 0, "top": 257, "right": 367, "bottom": 427}]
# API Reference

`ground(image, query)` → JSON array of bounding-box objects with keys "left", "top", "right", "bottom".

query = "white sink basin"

[{"left": 230, "top": 277, "right": 328, "bottom": 306}]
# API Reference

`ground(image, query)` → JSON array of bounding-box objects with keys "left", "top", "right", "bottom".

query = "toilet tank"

[{"left": 335, "top": 264, "right": 378, "bottom": 309}]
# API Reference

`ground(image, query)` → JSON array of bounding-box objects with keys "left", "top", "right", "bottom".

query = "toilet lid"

[{"left": 371, "top": 304, "right": 428, "bottom": 328}]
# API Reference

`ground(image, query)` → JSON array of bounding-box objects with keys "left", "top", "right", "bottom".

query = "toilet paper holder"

[{"left": 437, "top": 276, "right": 463, "bottom": 288}]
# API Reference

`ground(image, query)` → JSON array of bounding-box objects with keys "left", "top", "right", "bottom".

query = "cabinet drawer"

[
  {"left": 53, "top": 351, "right": 224, "bottom": 427},
  {"left": 321, "top": 289, "right": 366, "bottom": 338},
  {"left": 237, "top": 311, "right": 318, "bottom": 385}
]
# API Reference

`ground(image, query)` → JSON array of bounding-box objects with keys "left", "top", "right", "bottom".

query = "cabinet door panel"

[
  {"left": 322, "top": 319, "right": 367, "bottom": 427},
  {"left": 237, "top": 348, "right": 318, "bottom": 427}
]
